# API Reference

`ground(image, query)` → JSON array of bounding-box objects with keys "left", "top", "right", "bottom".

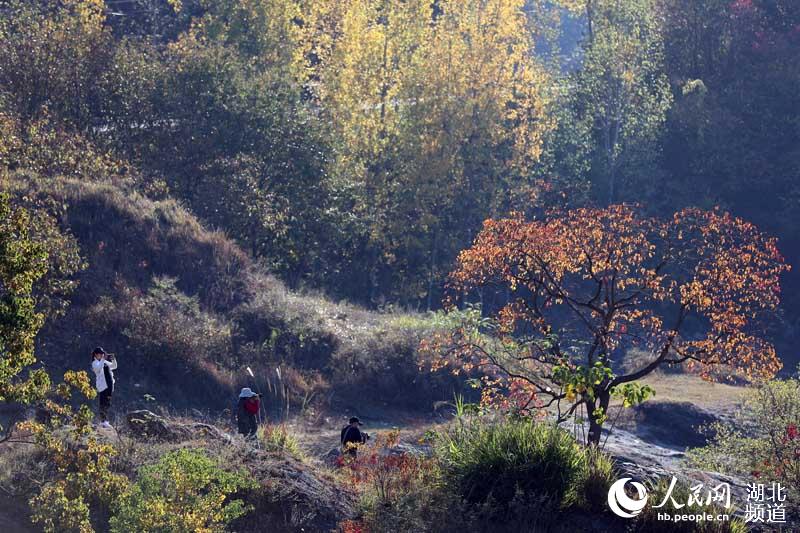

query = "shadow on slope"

[{"left": 5, "top": 176, "right": 459, "bottom": 413}]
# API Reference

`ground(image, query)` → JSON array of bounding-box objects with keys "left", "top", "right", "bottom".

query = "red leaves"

[
  {"left": 339, "top": 520, "right": 366, "bottom": 533},
  {"left": 444, "top": 205, "right": 789, "bottom": 411}
]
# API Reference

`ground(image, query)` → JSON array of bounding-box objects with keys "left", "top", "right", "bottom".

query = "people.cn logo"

[{"left": 607, "top": 478, "right": 649, "bottom": 518}]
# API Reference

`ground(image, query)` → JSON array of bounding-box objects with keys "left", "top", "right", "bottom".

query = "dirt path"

[
  {"left": 292, "top": 374, "right": 750, "bottom": 469},
  {"left": 285, "top": 407, "right": 447, "bottom": 458}
]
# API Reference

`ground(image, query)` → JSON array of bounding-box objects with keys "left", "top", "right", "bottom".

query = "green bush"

[
  {"left": 109, "top": 448, "right": 256, "bottom": 533},
  {"left": 436, "top": 418, "right": 597, "bottom": 516},
  {"left": 687, "top": 374, "right": 800, "bottom": 509}
]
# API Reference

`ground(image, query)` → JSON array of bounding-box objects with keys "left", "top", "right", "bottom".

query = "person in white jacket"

[{"left": 91, "top": 347, "right": 117, "bottom": 428}]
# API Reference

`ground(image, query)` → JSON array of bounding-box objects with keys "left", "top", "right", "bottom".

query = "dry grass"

[
  {"left": 3, "top": 174, "right": 458, "bottom": 413},
  {"left": 634, "top": 373, "right": 750, "bottom": 410}
]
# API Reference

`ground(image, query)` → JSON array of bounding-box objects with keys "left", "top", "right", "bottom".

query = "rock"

[
  {"left": 126, "top": 410, "right": 235, "bottom": 442},
  {"left": 386, "top": 441, "right": 431, "bottom": 456},
  {"left": 626, "top": 401, "right": 719, "bottom": 449},
  {"left": 126, "top": 410, "right": 190, "bottom": 441},
  {"left": 322, "top": 446, "right": 342, "bottom": 466}
]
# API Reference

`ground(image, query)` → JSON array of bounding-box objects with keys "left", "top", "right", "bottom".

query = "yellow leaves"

[
  {"left": 63, "top": 370, "right": 96, "bottom": 399},
  {"left": 548, "top": 0, "right": 588, "bottom": 15},
  {"left": 110, "top": 449, "right": 254, "bottom": 532},
  {"left": 63, "top": 0, "right": 106, "bottom": 28},
  {"left": 621, "top": 68, "right": 635, "bottom": 86},
  {"left": 313, "top": 0, "right": 553, "bottom": 234}
]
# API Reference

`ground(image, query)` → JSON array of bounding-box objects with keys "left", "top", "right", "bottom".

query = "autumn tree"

[
  {"left": 434, "top": 205, "right": 789, "bottom": 445},
  {"left": 311, "top": 0, "right": 553, "bottom": 305},
  {"left": 0, "top": 191, "right": 84, "bottom": 436},
  {"left": 0, "top": 0, "right": 113, "bottom": 130},
  {"left": 0, "top": 193, "right": 51, "bottom": 409}
]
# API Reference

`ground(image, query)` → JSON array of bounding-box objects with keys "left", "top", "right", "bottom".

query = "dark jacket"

[
  {"left": 236, "top": 398, "right": 258, "bottom": 437},
  {"left": 340, "top": 425, "right": 366, "bottom": 448}
]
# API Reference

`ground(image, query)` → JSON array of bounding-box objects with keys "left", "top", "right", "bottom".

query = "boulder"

[
  {"left": 125, "top": 410, "right": 232, "bottom": 442},
  {"left": 126, "top": 410, "right": 189, "bottom": 441}
]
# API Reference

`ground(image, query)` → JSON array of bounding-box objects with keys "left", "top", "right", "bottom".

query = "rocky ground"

[{"left": 0, "top": 373, "right": 766, "bottom": 532}]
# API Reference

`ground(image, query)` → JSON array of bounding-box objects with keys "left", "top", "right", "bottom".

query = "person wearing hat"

[
  {"left": 236, "top": 387, "right": 262, "bottom": 438},
  {"left": 91, "top": 347, "right": 117, "bottom": 428},
  {"left": 340, "top": 417, "right": 369, "bottom": 457}
]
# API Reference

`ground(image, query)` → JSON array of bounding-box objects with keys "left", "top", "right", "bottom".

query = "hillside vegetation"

[
  {"left": 4, "top": 174, "right": 457, "bottom": 412},
  {"left": 0, "top": 0, "right": 799, "bottom": 531}
]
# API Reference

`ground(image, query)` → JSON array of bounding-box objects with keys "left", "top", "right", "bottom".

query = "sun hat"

[{"left": 239, "top": 387, "right": 257, "bottom": 398}]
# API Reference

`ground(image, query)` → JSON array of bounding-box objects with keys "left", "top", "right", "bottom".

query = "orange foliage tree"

[{"left": 432, "top": 205, "right": 789, "bottom": 445}]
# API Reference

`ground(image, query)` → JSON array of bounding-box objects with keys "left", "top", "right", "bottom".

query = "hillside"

[
  {"left": 4, "top": 175, "right": 457, "bottom": 414},
  {"left": 0, "top": 0, "right": 798, "bottom": 530}
]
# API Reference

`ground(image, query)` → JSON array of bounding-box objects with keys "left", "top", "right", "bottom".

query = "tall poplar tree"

[{"left": 312, "top": 0, "right": 553, "bottom": 305}]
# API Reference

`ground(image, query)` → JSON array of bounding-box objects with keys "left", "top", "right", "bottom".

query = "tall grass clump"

[
  {"left": 436, "top": 417, "right": 596, "bottom": 515},
  {"left": 258, "top": 425, "right": 303, "bottom": 459},
  {"left": 574, "top": 446, "right": 616, "bottom": 511}
]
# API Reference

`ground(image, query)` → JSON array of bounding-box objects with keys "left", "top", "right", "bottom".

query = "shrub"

[
  {"left": 90, "top": 276, "right": 233, "bottom": 367},
  {"left": 109, "top": 448, "right": 256, "bottom": 533},
  {"left": 259, "top": 424, "right": 302, "bottom": 459},
  {"left": 21, "top": 372, "right": 129, "bottom": 533},
  {"left": 436, "top": 418, "right": 593, "bottom": 516},
  {"left": 343, "top": 430, "right": 445, "bottom": 533},
  {"left": 687, "top": 374, "right": 800, "bottom": 509}
]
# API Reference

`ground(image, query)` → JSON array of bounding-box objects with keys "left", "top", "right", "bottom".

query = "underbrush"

[
  {"left": 109, "top": 448, "right": 255, "bottom": 533},
  {"left": 5, "top": 175, "right": 458, "bottom": 412},
  {"left": 339, "top": 416, "right": 752, "bottom": 533},
  {"left": 688, "top": 372, "right": 800, "bottom": 512},
  {"left": 1, "top": 402, "right": 757, "bottom": 533},
  {"left": 343, "top": 418, "right": 616, "bottom": 532},
  {"left": 1, "top": 409, "right": 356, "bottom": 533}
]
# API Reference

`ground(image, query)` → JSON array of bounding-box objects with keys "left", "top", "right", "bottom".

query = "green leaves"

[
  {"left": 553, "top": 361, "right": 614, "bottom": 402},
  {"left": 0, "top": 190, "right": 84, "bottom": 447},
  {"left": 0, "top": 193, "right": 78, "bottom": 406},
  {"left": 559, "top": 0, "right": 673, "bottom": 204},
  {"left": 610, "top": 381, "right": 656, "bottom": 408},
  {"left": 109, "top": 449, "right": 256, "bottom": 533}
]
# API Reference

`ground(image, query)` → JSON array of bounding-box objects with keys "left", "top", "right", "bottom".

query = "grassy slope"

[{"left": 4, "top": 175, "right": 457, "bottom": 413}]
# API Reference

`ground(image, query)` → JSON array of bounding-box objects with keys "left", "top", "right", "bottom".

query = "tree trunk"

[
  {"left": 426, "top": 230, "right": 438, "bottom": 311},
  {"left": 586, "top": 389, "right": 610, "bottom": 446}
]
